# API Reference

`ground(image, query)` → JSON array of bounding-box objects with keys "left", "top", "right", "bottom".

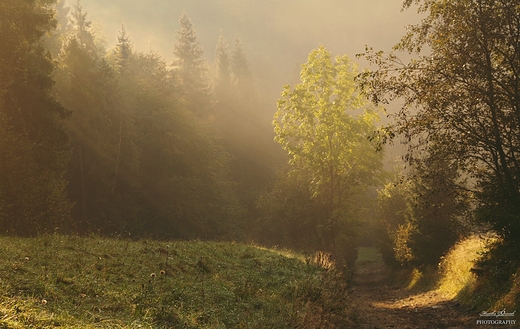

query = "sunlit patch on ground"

[{"left": 351, "top": 247, "right": 506, "bottom": 329}]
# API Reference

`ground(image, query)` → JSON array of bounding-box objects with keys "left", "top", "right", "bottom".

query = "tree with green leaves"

[
  {"left": 375, "top": 167, "right": 414, "bottom": 267},
  {"left": 173, "top": 11, "right": 212, "bottom": 116},
  {"left": 273, "top": 46, "right": 384, "bottom": 263},
  {"left": 408, "top": 153, "right": 467, "bottom": 266},
  {"left": 377, "top": 154, "right": 469, "bottom": 268},
  {"left": 359, "top": 0, "right": 520, "bottom": 260},
  {"left": 0, "top": 0, "right": 71, "bottom": 235}
]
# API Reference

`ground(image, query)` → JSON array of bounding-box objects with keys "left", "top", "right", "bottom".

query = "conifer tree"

[
  {"left": 55, "top": 4, "right": 125, "bottom": 232},
  {"left": 214, "top": 31, "right": 232, "bottom": 102},
  {"left": 105, "top": 28, "right": 143, "bottom": 234},
  {"left": 125, "top": 50, "right": 241, "bottom": 239},
  {"left": 173, "top": 11, "right": 212, "bottom": 115},
  {"left": 0, "top": 0, "right": 71, "bottom": 235},
  {"left": 46, "top": 0, "right": 70, "bottom": 57},
  {"left": 113, "top": 24, "right": 133, "bottom": 72},
  {"left": 68, "top": 0, "right": 97, "bottom": 55},
  {"left": 231, "top": 35, "right": 255, "bottom": 100}
]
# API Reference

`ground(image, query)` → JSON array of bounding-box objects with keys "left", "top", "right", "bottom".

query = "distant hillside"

[{"left": 0, "top": 235, "right": 353, "bottom": 328}]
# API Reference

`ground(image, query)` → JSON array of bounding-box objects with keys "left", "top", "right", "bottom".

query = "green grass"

[
  {"left": 436, "top": 234, "right": 520, "bottom": 312},
  {"left": 401, "top": 233, "right": 519, "bottom": 311},
  {"left": 355, "top": 247, "right": 383, "bottom": 266},
  {"left": 390, "top": 234, "right": 497, "bottom": 295},
  {"left": 437, "top": 234, "right": 519, "bottom": 311},
  {"left": 0, "top": 235, "right": 353, "bottom": 328},
  {"left": 436, "top": 234, "right": 493, "bottom": 299}
]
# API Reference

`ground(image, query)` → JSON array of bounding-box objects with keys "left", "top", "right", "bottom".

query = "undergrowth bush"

[{"left": 469, "top": 238, "right": 520, "bottom": 311}]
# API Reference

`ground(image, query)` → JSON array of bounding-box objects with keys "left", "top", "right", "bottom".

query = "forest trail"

[{"left": 351, "top": 251, "right": 503, "bottom": 329}]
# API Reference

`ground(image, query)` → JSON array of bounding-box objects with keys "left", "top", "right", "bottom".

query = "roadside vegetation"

[
  {"left": 361, "top": 0, "right": 520, "bottom": 315},
  {"left": 382, "top": 234, "right": 519, "bottom": 313}
]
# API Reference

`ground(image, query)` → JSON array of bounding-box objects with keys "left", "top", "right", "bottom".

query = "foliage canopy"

[
  {"left": 360, "top": 0, "right": 520, "bottom": 249},
  {"left": 272, "top": 46, "right": 383, "bottom": 261}
]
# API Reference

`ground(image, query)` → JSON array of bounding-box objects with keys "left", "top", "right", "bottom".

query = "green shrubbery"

[{"left": 375, "top": 158, "right": 467, "bottom": 269}]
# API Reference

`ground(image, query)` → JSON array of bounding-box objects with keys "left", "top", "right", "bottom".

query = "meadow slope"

[{"left": 0, "top": 235, "right": 352, "bottom": 328}]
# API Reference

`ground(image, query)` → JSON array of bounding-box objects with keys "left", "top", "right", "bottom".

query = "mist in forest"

[
  {"left": 3, "top": 0, "right": 419, "bottom": 242},
  {"left": 3, "top": 2, "right": 519, "bottom": 323},
  {"left": 70, "top": 0, "right": 419, "bottom": 100}
]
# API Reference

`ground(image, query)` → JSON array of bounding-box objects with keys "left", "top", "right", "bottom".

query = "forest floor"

[{"left": 351, "top": 249, "right": 513, "bottom": 329}]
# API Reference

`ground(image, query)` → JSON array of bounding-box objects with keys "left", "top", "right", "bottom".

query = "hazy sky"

[{"left": 72, "top": 0, "right": 421, "bottom": 98}]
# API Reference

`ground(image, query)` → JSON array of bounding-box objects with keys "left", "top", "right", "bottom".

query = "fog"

[{"left": 69, "top": 0, "right": 420, "bottom": 100}]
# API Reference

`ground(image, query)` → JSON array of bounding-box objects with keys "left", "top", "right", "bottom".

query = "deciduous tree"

[
  {"left": 359, "top": 0, "right": 520, "bottom": 252},
  {"left": 273, "top": 46, "right": 384, "bottom": 263}
]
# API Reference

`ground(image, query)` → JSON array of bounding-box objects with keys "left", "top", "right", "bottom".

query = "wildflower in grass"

[
  {"left": 160, "top": 270, "right": 166, "bottom": 275},
  {"left": 41, "top": 299, "right": 48, "bottom": 305},
  {"left": 24, "top": 257, "right": 29, "bottom": 261},
  {"left": 150, "top": 272, "right": 156, "bottom": 278}
]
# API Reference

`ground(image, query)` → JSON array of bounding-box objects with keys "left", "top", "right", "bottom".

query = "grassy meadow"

[{"left": 0, "top": 235, "right": 353, "bottom": 328}]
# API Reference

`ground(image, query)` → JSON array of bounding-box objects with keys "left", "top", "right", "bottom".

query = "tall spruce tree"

[
  {"left": 68, "top": 0, "right": 97, "bottom": 54},
  {"left": 0, "top": 0, "right": 71, "bottom": 235},
  {"left": 214, "top": 31, "right": 232, "bottom": 105},
  {"left": 173, "top": 11, "right": 212, "bottom": 116},
  {"left": 113, "top": 24, "right": 132, "bottom": 73},
  {"left": 212, "top": 32, "right": 274, "bottom": 227},
  {"left": 55, "top": 3, "right": 127, "bottom": 232},
  {"left": 126, "top": 50, "right": 241, "bottom": 239},
  {"left": 46, "top": 0, "right": 70, "bottom": 58},
  {"left": 231, "top": 35, "right": 255, "bottom": 104}
]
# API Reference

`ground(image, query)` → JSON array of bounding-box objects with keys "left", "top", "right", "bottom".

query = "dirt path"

[{"left": 351, "top": 261, "right": 506, "bottom": 329}]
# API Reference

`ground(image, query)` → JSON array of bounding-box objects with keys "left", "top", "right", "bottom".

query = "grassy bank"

[
  {"left": 0, "top": 235, "right": 352, "bottom": 328},
  {"left": 391, "top": 234, "right": 519, "bottom": 312}
]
